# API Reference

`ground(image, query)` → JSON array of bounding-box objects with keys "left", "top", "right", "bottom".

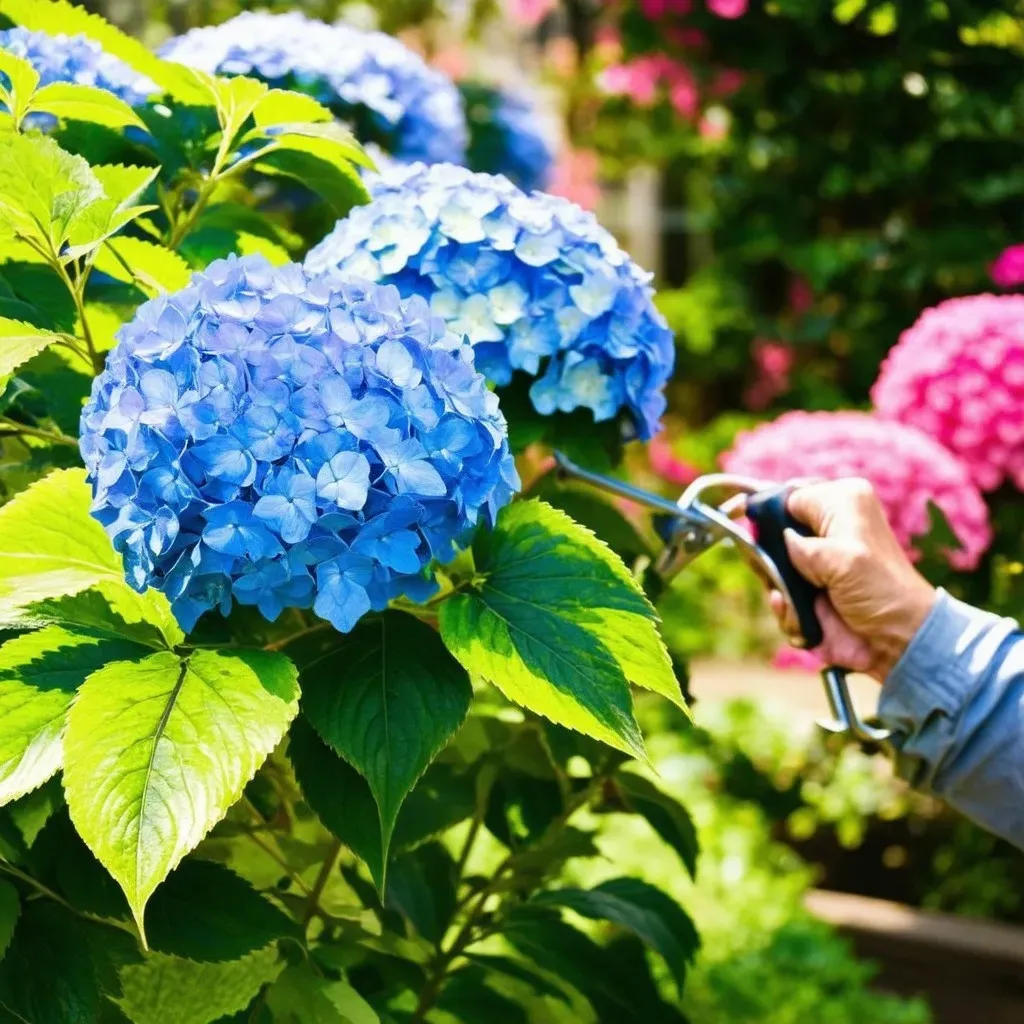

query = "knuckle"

[
  {"left": 842, "top": 477, "right": 876, "bottom": 503},
  {"left": 839, "top": 540, "right": 871, "bottom": 576}
]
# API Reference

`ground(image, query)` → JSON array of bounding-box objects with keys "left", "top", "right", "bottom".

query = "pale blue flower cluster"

[
  {"left": 79, "top": 254, "right": 518, "bottom": 634},
  {"left": 0, "top": 27, "right": 156, "bottom": 113},
  {"left": 160, "top": 11, "right": 467, "bottom": 166},
  {"left": 306, "top": 163, "right": 674, "bottom": 438},
  {"left": 463, "top": 82, "right": 555, "bottom": 193}
]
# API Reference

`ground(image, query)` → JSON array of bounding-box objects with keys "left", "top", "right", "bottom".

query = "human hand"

[{"left": 769, "top": 479, "right": 937, "bottom": 682}]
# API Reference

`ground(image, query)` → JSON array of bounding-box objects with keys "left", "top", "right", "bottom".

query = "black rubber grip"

[{"left": 746, "top": 485, "right": 824, "bottom": 649}]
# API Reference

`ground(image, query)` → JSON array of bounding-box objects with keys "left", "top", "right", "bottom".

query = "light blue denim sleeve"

[{"left": 878, "top": 589, "right": 1024, "bottom": 848}]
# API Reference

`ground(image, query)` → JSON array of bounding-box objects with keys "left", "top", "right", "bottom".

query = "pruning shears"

[{"left": 553, "top": 452, "right": 893, "bottom": 749}]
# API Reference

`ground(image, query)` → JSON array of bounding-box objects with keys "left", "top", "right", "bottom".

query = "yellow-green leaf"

[
  {"left": 64, "top": 648, "right": 299, "bottom": 939},
  {"left": 0, "top": 468, "right": 182, "bottom": 646},
  {"left": 29, "top": 81, "right": 147, "bottom": 130},
  {"left": 0, "top": 317, "right": 61, "bottom": 376}
]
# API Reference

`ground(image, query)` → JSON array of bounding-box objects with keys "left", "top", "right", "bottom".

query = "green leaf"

[
  {"left": 64, "top": 648, "right": 299, "bottom": 939},
  {"left": 503, "top": 907, "right": 647, "bottom": 1021},
  {"left": 247, "top": 119, "right": 370, "bottom": 168},
  {"left": 145, "top": 859, "right": 299, "bottom": 963},
  {"left": 462, "top": 954, "right": 572, "bottom": 1005},
  {"left": 0, "top": 468, "right": 181, "bottom": 646},
  {"left": 0, "top": 50, "right": 39, "bottom": 127},
  {"left": 115, "top": 945, "right": 283, "bottom": 1024},
  {"left": 0, "top": 625, "right": 147, "bottom": 806},
  {"left": 252, "top": 88, "right": 333, "bottom": 126},
  {"left": 24, "top": 586, "right": 180, "bottom": 650},
  {"left": 300, "top": 611, "right": 471, "bottom": 869},
  {"left": 0, "top": 317, "right": 61, "bottom": 377},
  {"left": 93, "top": 237, "right": 192, "bottom": 297},
  {"left": 437, "top": 970, "right": 529, "bottom": 1024},
  {"left": 0, "top": 901, "right": 103, "bottom": 1022},
  {"left": 0, "top": 132, "right": 103, "bottom": 252},
  {"left": 206, "top": 73, "right": 269, "bottom": 146},
  {"left": 7, "top": 775, "right": 63, "bottom": 846},
  {"left": 532, "top": 877, "right": 699, "bottom": 992},
  {"left": 615, "top": 771, "right": 698, "bottom": 878},
  {"left": 253, "top": 136, "right": 370, "bottom": 213},
  {"left": 63, "top": 163, "right": 159, "bottom": 261},
  {"left": 290, "top": 720, "right": 474, "bottom": 890},
  {"left": 0, "top": 881, "right": 18, "bottom": 960},
  {"left": 266, "top": 964, "right": 379, "bottom": 1024},
  {"left": 29, "top": 82, "right": 146, "bottom": 130},
  {"left": 385, "top": 841, "right": 457, "bottom": 945},
  {"left": 440, "top": 500, "right": 683, "bottom": 760}
]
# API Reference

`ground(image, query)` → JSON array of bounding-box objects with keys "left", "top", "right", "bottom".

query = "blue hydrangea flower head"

[
  {"left": 306, "top": 163, "right": 674, "bottom": 439},
  {"left": 80, "top": 254, "right": 518, "bottom": 634},
  {"left": 160, "top": 11, "right": 467, "bottom": 166},
  {"left": 0, "top": 27, "right": 156, "bottom": 120},
  {"left": 462, "top": 82, "right": 555, "bottom": 193}
]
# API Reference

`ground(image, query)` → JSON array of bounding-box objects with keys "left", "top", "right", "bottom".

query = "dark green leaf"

[
  {"left": 290, "top": 720, "right": 474, "bottom": 890},
  {"left": 0, "top": 882, "right": 18, "bottom": 960},
  {"left": 0, "top": 901, "right": 101, "bottom": 1023},
  {"left": 462, "top": 954, "right": 572, "bottom": 1005},
  {"left": 503, "top": 906, "right": 645, "bottom": 1021},
  {"left": 533, "top": 877, "right": 699, "bottom": 992},
  {"left": 145, "top": 859, "right": 299, "bottom": 963},
  {"left": 437, "top": 970, "right": 529, "bottom": 1024},
  {"left": 615, "top": 771, "right": 698, "bottom": 878},
  {"left": 301, "top": 611, "right": 471, "bottom": 871},
  {"left": 385, "top": 842, "right": 456, "bottom": 945}
]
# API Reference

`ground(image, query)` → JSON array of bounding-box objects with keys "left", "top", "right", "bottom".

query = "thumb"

[{"left": 783, "top": 528, "right": 833, "bottom": 588}]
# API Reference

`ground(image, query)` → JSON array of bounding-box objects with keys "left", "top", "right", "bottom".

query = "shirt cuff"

[{"left": 878, "top": 589, "right": 1004, "bottom": 733}]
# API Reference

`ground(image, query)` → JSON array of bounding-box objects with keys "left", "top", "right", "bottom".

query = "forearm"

[{"left": 878, "top": 590, "right": 1024, "bottom": 848}]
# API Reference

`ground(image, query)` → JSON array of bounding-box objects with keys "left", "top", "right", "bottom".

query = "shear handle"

[{"left": 745, "top": 484, "right": 824, "bottom": 649}]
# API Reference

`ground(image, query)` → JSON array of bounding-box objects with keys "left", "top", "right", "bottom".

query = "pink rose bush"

[
  {"left": 723, "top": 411, "right": 992, "bottom": 570},
  {"left": 871, "top": 294, "right": 1024, "bottom": 492}
]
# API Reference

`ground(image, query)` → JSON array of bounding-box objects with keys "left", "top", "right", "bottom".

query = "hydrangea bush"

[
  {"left": 872, "top": 294, "right": 1024, "bottom": 492},
  {"left": 0, "top": 4, "right": 696, "bottom": 1022},
  {"left": 723, "top": 410, "right": 992, "bottom": 570},
  {"left": 161, "top": 10, "right": 467, "bottom": 165},
  {"left": 307, "top": 161, "right": 674, "bottom": 441},
  {"left": 80, "top": 254, "right": 518, "bottom": 633}
]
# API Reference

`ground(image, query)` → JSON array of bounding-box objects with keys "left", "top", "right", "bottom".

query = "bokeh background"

[{"left": 14, "top": 1, "right": 1024, "bottom": 1019}]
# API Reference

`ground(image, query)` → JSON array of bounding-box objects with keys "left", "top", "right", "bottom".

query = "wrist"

[{"left": 868, "top": 577, "right": 938, "bottom": 682}]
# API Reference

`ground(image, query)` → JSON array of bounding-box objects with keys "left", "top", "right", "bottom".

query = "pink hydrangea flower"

[
  {"left": 548, "top": 147, "right": 601, "bottom": 211},
  {"left": 649, "top": 435, "right": 700, "bottom": 486},
  {"left": 722, "top": 410, "right": 992, "bottom": 570},
  {"left": 707, "top": 0, "right": 748, "bottom": 16},
  {"left": 505, "top": 0, "right": 556, "bottom": 25},
  {"left": 872, "top": 294, "right": 1024, "bottom": 492},
  {"left": 990, "top": 244, "right": 1024, "bottom": 289}
]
